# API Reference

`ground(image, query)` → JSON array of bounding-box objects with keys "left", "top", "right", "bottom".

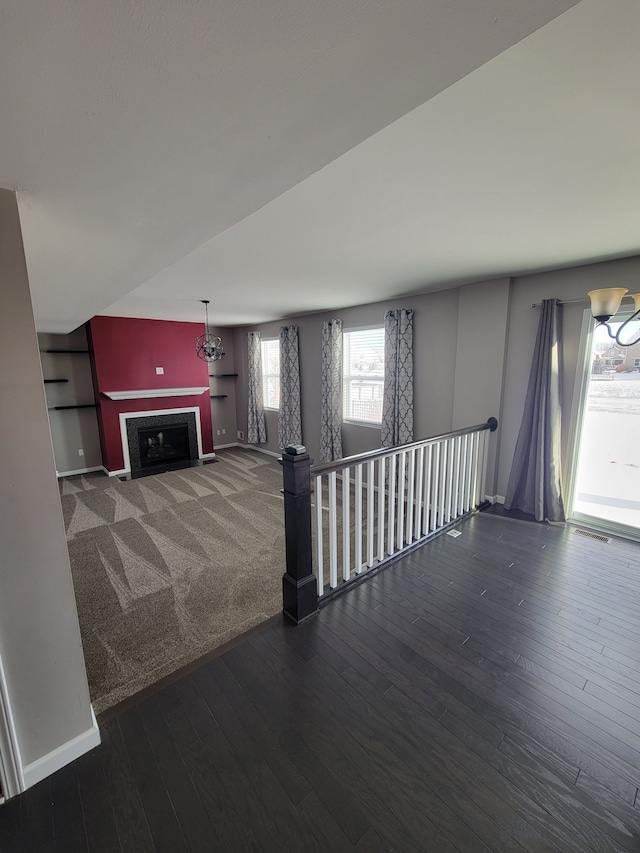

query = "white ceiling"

[{"left": 3, "top": 1, "right": 637, "bottom": 332}]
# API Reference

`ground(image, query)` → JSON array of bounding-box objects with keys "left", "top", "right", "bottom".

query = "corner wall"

[{"left": 0, "top": 188, "right": 97, "bottom": 792}]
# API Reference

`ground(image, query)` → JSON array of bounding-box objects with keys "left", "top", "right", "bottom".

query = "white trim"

[
  {"left": 242, "top": 444, "right": 282, "bottom": 459},
  {"left": 22, "top": 707, "right": 100, "bottom": 791},
  {"left": 103, "top": 466, "right": 128, "bottom": 477},
  {"left": 201, "top": 451, "right": 216, "bottom": 459},
  {"left": 118, "top": 406, "right": 204, "bottom": 476},
  {"left": 569, "top": 511, "right": 640, "bottom": 544},
  {"left": 565, "top": 308, "right": 595, "bottom": 520},
  {"left": 485, "top": 494, "right": 505, "bottom": 505},
  {"left": 103, "top": 387, "right": 208, "bottom": 401},
  {"left": 0, "top": 653, "right": 24, "bottom": 798},
  {"left": 56, "top": 465, "right": 103, "bottom": 478},
  {"left": 212, "top": 442, "right": 239, "bottom": 450},
  {"left": 343, "top": 418, "right": 382, "bottom": 430}
]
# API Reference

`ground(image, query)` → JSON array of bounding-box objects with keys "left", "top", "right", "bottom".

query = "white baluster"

[
  {"left": 453, "top": 435, "right": 462, "bottom": 519},
  {"left": 342, "top": 467, "right": 351, "bottom": 581},
  {"left": 387, "top": 453, "right": 396, "bottom": 556},
  {"left": 431, "top": 442, "right": 440, "bottom": 532},
  {"left": 415, "top": 446, "right": 424, "bottom": 540},
  {"left": 367, "top": 459, "right": 375, "bottom": 568},
  {"left": 423, "top": 444, "right": 432, "bottom": 535},
  {"left": 315, "top": 474, "right": 324, "bottom": 597},
  {"left": 355, "top": 464, "right": 363, "bottom": 574},
  {"left": 328, "top": 471, "right": 338, "bottom": 588},
  {"left": 377, "top": 457, "right": 385, "bottom": 562},
  {"left": 397, "top": 450, "right": 406, "bottom": 550},
  {"left": 406, "top": 448, "right": 415, "bottom": 544}
]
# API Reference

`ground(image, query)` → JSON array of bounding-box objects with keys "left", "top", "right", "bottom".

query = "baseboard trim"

[
  {"left": 243, "top": 444, "right": 282, "bottom": 459},
  {"left": 485, "top": 494, "right": 505, "bottom": 505},
  {"left": 22, "top": 707, "right": 100, "bottom": 791},
  {"left": 200, "top": 452, "right": 217, "bottom": 460},
  {"left": 56, "top": 465, "right": 103, "bottom": 478},
  {"left": 213, "top": 442, "right": 239, "bottom": 450}
]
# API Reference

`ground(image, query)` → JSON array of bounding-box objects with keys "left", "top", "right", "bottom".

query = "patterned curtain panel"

[
  {"left": 247, "top": 331, "right": 267, "bottom": 444},
  {"left": 381, "top": 308, "right": 414, "bottom": 447},
  {"left": 278, "top": 325, "right": 302, "bottom": 449},
  {"left": 320, "top": 319, "right": 343, "bottom": 462},
  {"left": 504, "top": 299, "right": 565, "bottom": 522}
]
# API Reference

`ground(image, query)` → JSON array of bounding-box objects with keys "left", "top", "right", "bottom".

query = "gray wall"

[
  {"left": 233, "top": 287, "right": 460, "bottom": 463},
  {"left": 497, "top": 254, "right": 640, "bottom": 499},
  {"left": 38, "top": 327, "right": 102, "bottom": 474},
  {"left": 233, "top": 254, "right": 640, "bottom": 508},
  {"left": 0, "top": 189, "right": 94, "bottom": 770},
  {"left": 207, "top": 325, "right": 238, "bottom": 446}
]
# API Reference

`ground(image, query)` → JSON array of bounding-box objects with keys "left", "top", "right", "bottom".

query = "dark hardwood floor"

[{"left": 3, "top": 511, "right": 640, "bottom": 851}]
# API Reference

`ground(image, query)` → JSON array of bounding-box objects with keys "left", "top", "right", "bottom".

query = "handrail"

[{"left": 311, "top": 417, "right": 497, "bottom": 476}]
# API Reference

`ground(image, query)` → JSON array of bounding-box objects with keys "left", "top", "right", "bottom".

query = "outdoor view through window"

[
  {"left": 573, "top": 321, "right": 640, "bottom": 534},
  {"left": 343, "top": 328, "right": 385, "bottom": 424}
]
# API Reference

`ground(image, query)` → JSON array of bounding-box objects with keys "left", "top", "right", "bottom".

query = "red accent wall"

[{"left": 88, "top": 316, "right": 213, "bottom": 471}]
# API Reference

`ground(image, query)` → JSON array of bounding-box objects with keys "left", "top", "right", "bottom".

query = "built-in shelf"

[
  {"left": 210, "top": 394, "right": 228, "bottom": 399},
  {"left": 47, "top": 404, "right": 97, "bottom": 411},
  {"left": 41, "top": 349, "right": 90, "bottom": 354},
  {"left": 209, "top": 373, "right": 238, "bottom": 378},
  {"left": 44, "top": 378, "right": 69, "bottom": 384}
]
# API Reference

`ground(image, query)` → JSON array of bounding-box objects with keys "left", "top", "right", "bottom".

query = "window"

[
  {"left": 261, "top": 338, "right": 280, "bottom": 409},
  {"left": 343, "top": 327, "right": 385, "bottom": 424}
]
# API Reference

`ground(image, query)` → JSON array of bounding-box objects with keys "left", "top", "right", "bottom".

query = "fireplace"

[{"left": 123, "top": 410, "right": 201, "bottom": 478}]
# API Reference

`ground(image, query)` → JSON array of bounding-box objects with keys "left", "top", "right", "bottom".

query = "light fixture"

[
  {"left": 195, "top": 299, "right": 224, "bottom": 362},
  {"left": 588, "top": 288, "right": 640, "bottom": 347}
]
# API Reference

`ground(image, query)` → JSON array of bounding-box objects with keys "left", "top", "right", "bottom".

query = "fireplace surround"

[{"left": 121, "top": 409, "right": 202, "bottom": 478}]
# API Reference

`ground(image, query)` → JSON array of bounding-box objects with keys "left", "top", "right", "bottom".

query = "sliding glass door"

[{"left": 568, "top": 312, "right": 640, "bottom": 540}]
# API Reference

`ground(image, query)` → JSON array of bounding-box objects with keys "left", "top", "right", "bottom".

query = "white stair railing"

[{"left": 311, "top": 418, "right": 497, "bottom": 599}]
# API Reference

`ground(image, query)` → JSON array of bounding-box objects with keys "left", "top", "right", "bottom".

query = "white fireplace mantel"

[{"left": 103, "top": 387, "right": 208, "bottom": 401}]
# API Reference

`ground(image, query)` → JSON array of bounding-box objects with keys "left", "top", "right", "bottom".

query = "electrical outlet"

[
  {"left": 237, "top": 430, "right": 244, "bottom": 440},
  {"left": 216, "top": 429, "right": 221, "bottom": 436},
  {"left": 221, "top": 428, "right": 226, "bottom": 435},
  {"left": 155, "top": 367, "right": 164, "bottom": 375},
  {"left": 78, "top": 448, "right": 84, "bottom": 457}
]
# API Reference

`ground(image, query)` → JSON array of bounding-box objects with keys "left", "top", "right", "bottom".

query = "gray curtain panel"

[
  {"left": 247, "top": 331, "right": 267, "bottom": 444},
  {"left": 278, "top": 325, "right": 302, "bottom": 449},
  {"left": 504, "top": 298, "right": 565, "bottom": 522},
  {"left": 381, "top": 308, "right": 414, "bottom": 447},
  {"left": 320, "top": 319, "right": 343, "bottom": 462}
]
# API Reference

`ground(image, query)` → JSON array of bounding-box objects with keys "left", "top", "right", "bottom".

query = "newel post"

[{"left": 279, "top": 445, "right": 318, "bottom": 624}]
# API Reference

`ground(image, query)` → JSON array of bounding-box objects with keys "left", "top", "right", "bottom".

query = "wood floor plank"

[
  {"left": 4, "top": 512, "right": 640, "bottom": 852},
  {"left": 49, "top": 767, "right": 88, "bottom": 853}
]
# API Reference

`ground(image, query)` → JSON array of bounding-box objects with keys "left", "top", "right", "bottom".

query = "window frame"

[
  {"left": 261, "top": 337, "right": 280, "bottom": 411},
  {"left": 342, "top": 325, "right": 385, "bottom": 428}
]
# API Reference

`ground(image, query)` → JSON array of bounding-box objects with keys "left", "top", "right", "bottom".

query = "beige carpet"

[{"left": 59, "top": 448, "right": 285, "bottom": 713}]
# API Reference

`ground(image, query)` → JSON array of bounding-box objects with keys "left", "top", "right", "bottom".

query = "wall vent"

[{"left": 573, "top": 528, "right": 611, "bottom": 544}]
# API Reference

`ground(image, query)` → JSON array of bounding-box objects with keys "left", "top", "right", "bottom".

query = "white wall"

[{"left": 0, "top": 189, "right": 97, "bottom": 793}]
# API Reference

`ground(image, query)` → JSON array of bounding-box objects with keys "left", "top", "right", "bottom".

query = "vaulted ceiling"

[{"left": 2, "top": 1, "right": 638, "bottom": 333}]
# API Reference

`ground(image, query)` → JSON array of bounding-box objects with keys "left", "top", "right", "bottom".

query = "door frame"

[{"left": 0, "top": 653, "right": 24, "bottom": 800}]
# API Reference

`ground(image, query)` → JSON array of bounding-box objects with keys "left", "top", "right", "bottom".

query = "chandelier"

[
  {"left": 195, "top": 300, "right": 224, "bottom": 362},
  {"left": 588, "top": 288, "right": 640, "bottom": 347}
]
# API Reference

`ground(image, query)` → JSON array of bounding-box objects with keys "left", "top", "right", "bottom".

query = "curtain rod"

[{"left": 531, "top": 297, "right": 588, "bottom": 308}]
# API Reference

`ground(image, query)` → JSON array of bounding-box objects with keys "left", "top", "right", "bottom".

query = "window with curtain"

[
  {"left": 261, "top": 338, "right": 280, "bottom": 410},
  {"left": 342, "top": 327, "right": 385, "bottom": 425}
]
